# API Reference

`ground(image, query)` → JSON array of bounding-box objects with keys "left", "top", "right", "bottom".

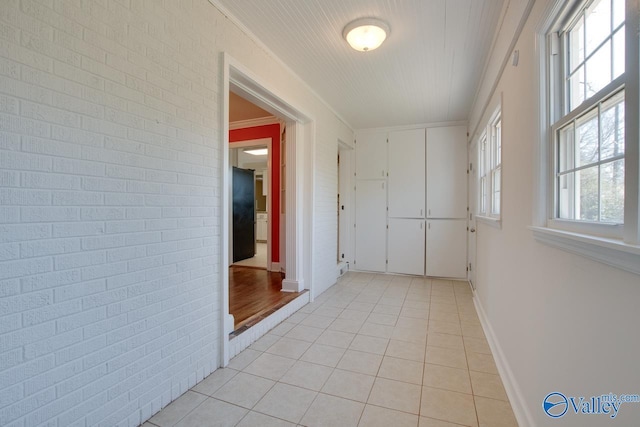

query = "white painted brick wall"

[{"left": 0, "top": 0, "right": 353, "bottom": 425}]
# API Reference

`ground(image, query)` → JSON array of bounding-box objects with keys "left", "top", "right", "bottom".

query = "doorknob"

[{"left": 470, "top": 228, "right": 476, "bottom": 233}]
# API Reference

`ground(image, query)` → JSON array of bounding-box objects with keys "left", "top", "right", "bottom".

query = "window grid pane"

[
  {"left": 493, "top": 118, "right": 502, "bottom": 167},
  {"left": 565, "top": 0, "right": 624, "bottom": 112},
  {"left": 600, "top": 159, "right": 625, "bottom": 222},
  {"left": 491, "top": 167, "right": 501, "bottom": 215},
  {"left": 585, "top": 0, "right": 611, "bottom": 55},
  {"left": 479, "top": 135, "right": 487, "bottom": 214},
  {"left": 555, "top": 90, "right": 625, "bottom": 224},
  {"left": 480, "top": 176, "right": 487, "bottom": 213}
]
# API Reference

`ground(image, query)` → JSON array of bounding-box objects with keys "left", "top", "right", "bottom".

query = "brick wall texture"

[{"left": 0, "top": 0, "right": 353, "bottom": 425}]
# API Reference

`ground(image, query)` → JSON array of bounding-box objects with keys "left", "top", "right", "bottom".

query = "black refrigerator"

[{"left": 232, "top": 167, "right": 256, "bottom": 262}]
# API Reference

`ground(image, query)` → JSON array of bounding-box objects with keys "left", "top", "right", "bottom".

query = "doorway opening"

[
  {"left": 222, "top": 54, "right": 313, "bottom": 364},
  {"left": 228, "top": 99, "right": 290, "bottom": 331}
]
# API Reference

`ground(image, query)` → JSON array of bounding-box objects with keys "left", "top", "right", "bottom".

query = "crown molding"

[{"left": 229, "top": 116, "right": 280, "bottom": 130}]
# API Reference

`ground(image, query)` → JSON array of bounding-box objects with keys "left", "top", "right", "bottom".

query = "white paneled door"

[
  {"left": 388, "top": 128, "right": 426, "bottom": 218},
  {"left": 388, "top": 218, "right": 425, "bottom": 275},
  {"left": 426, "top": 219, "right": 467, "bottom": 278},
  {"left": 426, "top": 126, "right": 467, "bottom": 218},
  {"left": 355, "top": 180, "right": 387, "bottom": 272}
]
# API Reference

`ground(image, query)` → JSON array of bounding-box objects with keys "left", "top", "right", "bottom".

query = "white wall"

[
  {"left": 0, "top": 0, "right": 352, "bottom": 425},
  {"left": 469, "top": 0, "right": 640, "bottom": 425},
  {"left": 312, "top": 127, "right": 355, "bottom": 298}
]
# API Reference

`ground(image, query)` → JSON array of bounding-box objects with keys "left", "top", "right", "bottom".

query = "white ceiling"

[{"left": 214, "top": 0, "right": 506, "bottom": 129}]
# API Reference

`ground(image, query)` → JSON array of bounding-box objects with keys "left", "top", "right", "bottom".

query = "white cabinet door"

[
  {"left": 355, "top": 132, "right": 387, "bottom": 180},
  {"left": 388, "top": 128, "right": 425, "bottom": 218},
  {"left": 426, "top": 126, "right": 467, "bottom": 218},
  {"left": 355, "top": 180, "right": 387, "bottom": 272},
  {"left": 388, "top": 218, "right": 425, "bottom": 275},
  {"left": 426, "top": 219, "right": 467, "bottom": 278},
  {"left": 256, "top": 214, "right": 267, "bottom": 241}
]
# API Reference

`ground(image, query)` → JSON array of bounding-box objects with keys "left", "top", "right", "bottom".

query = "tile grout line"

[{"left": 169, "top": 273, "right": 513, "bottom": 426}]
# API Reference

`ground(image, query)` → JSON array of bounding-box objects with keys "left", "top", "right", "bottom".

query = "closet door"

[
  {"left": 426, "top": 219, "right": 467, "bottom": 278},
  {"left": 388, "top": 128, "right": 425, "bottom": 218},
  {"left": 426, "top": 126, "right": 467, "bottom": 218},
  {"left": 356, "top": 132, "right": 387, "bottom": 180},
  {"left": 354, "top": 180, "right": 387, "bottom": 272},
  {"left": 388, "top": 218, "right": 425, "bottom": 275}
]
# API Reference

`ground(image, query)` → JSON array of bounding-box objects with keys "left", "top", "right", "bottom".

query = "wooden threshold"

[{"left": 229, "top": 265, "right": 302, "bottom": 333}]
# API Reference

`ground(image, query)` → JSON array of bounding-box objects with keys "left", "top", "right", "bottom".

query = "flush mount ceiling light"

[
  {"left": 343, "top": 18, "right": 390, "bottom": 52},
  {"left": 244, "top": 148, "right": 268, "bottom": 156}
]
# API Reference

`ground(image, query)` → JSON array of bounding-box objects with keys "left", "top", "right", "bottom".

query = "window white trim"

[
  {"left": 530, "top": 226, "right": 640, "bottom": 275},
  {"left": 477, "top": 215, "right": 502, "bottom": 228},
  {"left": 533, "top": 0, "right": 640, "bottom": 274}
]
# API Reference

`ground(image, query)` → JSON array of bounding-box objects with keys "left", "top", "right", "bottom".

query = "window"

[
  {"left": 549, "top": 0, "right": 626, "bottom": 235},
  {"left": 533, "top": 0, "right": 640, "bottom": 275},
  {"left": 478, "top": 109, "right": 502, "bottom": 221}
]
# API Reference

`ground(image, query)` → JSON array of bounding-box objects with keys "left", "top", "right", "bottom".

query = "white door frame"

[
  {"left": 221, "top": 53, "right": 313, "bottom": 366},
  {"left": 338, "top": 140, "right": 353, "bottom": 268},
  {"left": 468, "top": 139, "right": 478, "bottom": 289}
]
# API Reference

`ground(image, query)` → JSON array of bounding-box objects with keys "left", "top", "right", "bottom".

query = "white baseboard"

[
  {"left": 282, "top": 279, "right": 303, "bottom": 292},
  {"left": 337, "top": 261, "right": 348, "bottom": 277},
  {"left": 473, "top": 293, "right": 535, "bottom": 427},
  {"left": 270, "top": 262, "right": 281, "bottom": 272}
]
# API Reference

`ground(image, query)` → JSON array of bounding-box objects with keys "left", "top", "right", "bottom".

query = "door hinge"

[
  {"left": 386, "top": 225, "right": 389, "bottom": 229},
  {"left": 469, "top": 262, "right": 472, "bottom": 271},
  {"left": 386, "top": 260, "right": 388, "bottom": 264},
  {"left": 341, "top": 253, "right": 345, "bottom": 259},
  {"left": 469, "top": 162, "right": 473, "bottom": 172},
  {"left": 466, "top": 266, "right": 469, "bottom": 272}
]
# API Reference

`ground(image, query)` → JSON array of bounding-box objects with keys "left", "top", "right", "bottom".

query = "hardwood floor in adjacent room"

[{"left": 229, "top": 266, "right": 301, "bottom": 331}]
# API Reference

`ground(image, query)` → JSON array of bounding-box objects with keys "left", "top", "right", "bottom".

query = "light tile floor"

[
  {"left": 233, "top": 242, "right": 267, "bottom": 268},
  {"left": 145, "top": 272, "right": 518, "bottom": 427}
]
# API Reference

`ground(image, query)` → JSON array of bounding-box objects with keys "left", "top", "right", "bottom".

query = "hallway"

[{"left": 146, "top": 272, "right": 517, "bottom": 426}]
